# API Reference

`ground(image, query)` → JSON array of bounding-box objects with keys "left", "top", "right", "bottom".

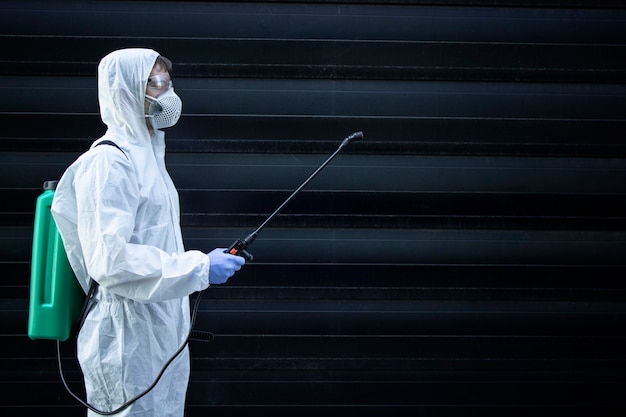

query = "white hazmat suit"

[{"left": 51, "top": 48, "right": 239, "bottom": 416}]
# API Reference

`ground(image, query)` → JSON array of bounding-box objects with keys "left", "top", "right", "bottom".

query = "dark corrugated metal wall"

[{"left": 1, "top": 1, "right": 625, "bottom": 415}]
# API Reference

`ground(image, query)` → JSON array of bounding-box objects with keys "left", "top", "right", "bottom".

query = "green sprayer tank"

[{"left": 28, "top": 180, "right": 84, "bottom": 341}]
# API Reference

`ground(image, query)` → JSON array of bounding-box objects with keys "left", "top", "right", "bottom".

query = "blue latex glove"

[{"left": 207, "top": 248, "right": 245, "bottom": 284}]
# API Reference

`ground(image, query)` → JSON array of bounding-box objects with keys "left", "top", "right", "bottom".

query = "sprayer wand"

[{"left": 226, "top": 131, "right": 364, "bottom": 261}]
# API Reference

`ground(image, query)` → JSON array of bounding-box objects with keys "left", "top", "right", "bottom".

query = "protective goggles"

[{"left": 146, "top": 74, "right": 173, "bottom": 91}]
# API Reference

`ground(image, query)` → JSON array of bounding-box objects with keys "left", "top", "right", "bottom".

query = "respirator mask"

[{"left": 145, "top": 86, "right": 182, "bottom": 131}]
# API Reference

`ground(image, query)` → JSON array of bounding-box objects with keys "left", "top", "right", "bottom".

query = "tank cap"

[{"left": 43, "top": 180, "right": 58, "bottom": 190}]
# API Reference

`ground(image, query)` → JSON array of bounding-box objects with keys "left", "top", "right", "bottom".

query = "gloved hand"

[{"left": 207, "top": 248, "right": 245, "bottom": 284}]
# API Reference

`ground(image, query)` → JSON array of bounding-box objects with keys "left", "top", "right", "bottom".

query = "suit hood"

[{"left": 98, "top": 48, "right": 159, "bottom": 145}]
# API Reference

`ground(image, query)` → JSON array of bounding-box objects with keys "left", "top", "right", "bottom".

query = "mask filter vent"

[{"left": 146, "top": 88, "right": 182, "bottom": 130}]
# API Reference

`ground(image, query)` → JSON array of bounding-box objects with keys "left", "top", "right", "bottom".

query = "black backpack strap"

[
  {"left": 190, "top": 330, "right": 215, "bottom": 343},
  {"left": 71, "top": 279, "right": 99, "bottom": 338},
  {"left": 95, "top": 140, "right": 128, "bottom": 159},
  {"left": 70, "top": 139, "right": 126, "bottom": 337}
]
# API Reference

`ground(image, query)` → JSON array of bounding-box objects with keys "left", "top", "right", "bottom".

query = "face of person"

[{"left": 144, "top": 64, "right": 172, "bottom": 129}]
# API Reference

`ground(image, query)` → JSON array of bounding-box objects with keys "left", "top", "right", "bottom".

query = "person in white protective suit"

[{"left": 51, "top": 48, "right": 245, "bottom": 416}]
